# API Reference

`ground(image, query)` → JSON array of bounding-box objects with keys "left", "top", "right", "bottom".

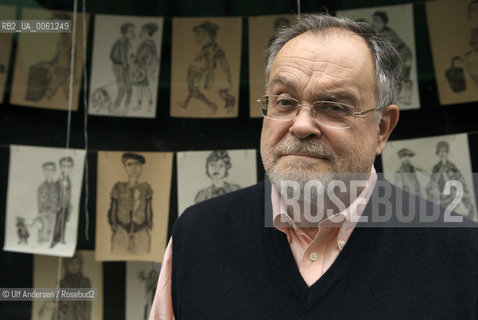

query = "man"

[
  {"left": 150, "top": 14, "right": 478, "bottom": 319},
  {"left": 110, "top": 23, "right": 135, "bottom": 109},
  {"left": 51, "top": 156, "right": 74, "bottom": 248},
  {"left": 108, "top": 153, "right": 153, "bottom": 255},
  {"left": 394, "top": 148, "right": 422, "bottom": 197},
  {"left": 36, "top": 161, "right": 60, "bottom": 243}
]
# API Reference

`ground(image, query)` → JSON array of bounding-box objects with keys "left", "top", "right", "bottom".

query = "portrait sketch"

[
  {"left": 170, "top": 17, "right": 242, "bottom": 118},
  {"left": 426, "top": 0, "right": 478, "bottom": 104},
  {"left": 3, "top": 145, "right": 86, "bottom": 257},
  {"left": 176, "top": 149, "right": 257, "bottom": 215},
  {"left": 31, "top": 250, "right": 103, "bottom": 320},
  {"left": 0, "top": 5, "right": 15, "bottom": 103},
  {"left": 381, "top": 133, "right": 477, "bottom": 221},
  {"left": 126, "top": 261, "right": 161, "bottom": 320},
  {"left": 9, "top": 8, "right": 88, "bottom": 110},
  {"left": 89, "top": 15, "right": 163, "bottom": 118},
  {"left": 337, "top": 4, "right": 420, "bottom": 110},
  {"left": 248, "top": 14, "right": 296, "bottom": 118},
  {"left": 95, "top": 151, "right": 172, "bottom": 262}
]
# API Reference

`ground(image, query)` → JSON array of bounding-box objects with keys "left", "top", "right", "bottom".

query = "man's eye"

[
  {"left": 275, "top": 98, "right": 295, "bottom": 108},
  {"left": 320, "top": 103, "right": 349, "bottom": 113}
]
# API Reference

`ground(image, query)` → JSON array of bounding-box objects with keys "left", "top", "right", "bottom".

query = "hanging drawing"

[
  {"left": 176, "top": 149, "right": 257, "bottom": 215},
  {"left": 0, "top": 5, "right": 16, "bottom": 103},
  {"left": 381, "top": 133, "right": 477, "bottom": 221},
  {"left": 31, "top": 250, "right": 103, "bottom": 320},
  {"left": 248, "top": 14, "right": 296, "bottom": 118},
  {"left": 426, "top": 0, "right": 478, "bottom": 104},
  {"left": 337, "top": 4, "right": 420, "bottom": 110},
  {"left": 95, "top": 151, "right": 172, "bottom": 262},
  {"left": 170, "top": 17, "right": 242, "bottom": 118},
  {"left": 89, "top": 14, "right": 163, "bottom": 118},
  {"left": 3, "top": 145, "right": 86, "bottom": 257},
  {"left": 126, "top": 261, "right": 161, "bottom": 320},
  {"left": 9, "top": 8, "right": 88, "bottom": 110}
]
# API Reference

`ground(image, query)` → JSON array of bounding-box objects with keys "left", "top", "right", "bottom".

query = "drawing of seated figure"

[
  {"left": 35, "top": 161, "right": 60, "bottom": 243},
  {"left": 194, "top": 150, "right": 240, "bottom": 203},
  {"left": 108, "top": 153, "right": 153, "bottom": 255}
]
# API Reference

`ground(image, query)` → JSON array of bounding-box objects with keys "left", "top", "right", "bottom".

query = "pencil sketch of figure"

[
  {"left": 372, "top": 11, "right": 413, "bottom": 105},
  {"left": 16, "top": 217, "right": 30, "bottom": 244},
  {"left": 39, "top": 252, "right": 92, "bottom": 320},
  {"left": 110, "top": 23, "right": 135, "bottom": 112},
  {"left": 178, "top": 21, "right": 234, "bottom": 114},
  {"left": 426, "top": 141, "right": 476, "bottom": 220},
  {"left": 138, "top": 264, "right": 160, "bottom": 320},
  {"left": 445, "top": 2, "right": 478, "bottom": 93},
  {"left": 35, "top": 161, "right": 60, "bottom": 243},
  {"left": 90, "top": 87, "right": 113, "bottom": 113},
  {"left": 50, "top": 157, "right": 74, "bottom": 248},
  {"left": 395, "top": 148, "right": 423, "bottom": 196},
  {"left": 108, "top": 153, "right": 153, "bottom": 255},
  {"left": 194, "top": 150, "right": 240, "bottom": 203},
  {"left": 25, "top": 13, "right": 73, "bottom": 102},
  {"left": 132, "top": 23, "right": 159, "bottom": 111}
]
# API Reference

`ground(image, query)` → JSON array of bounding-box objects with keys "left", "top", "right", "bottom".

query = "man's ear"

[{"left": 376, "top": 104, "right": 399, "bottom": 156}]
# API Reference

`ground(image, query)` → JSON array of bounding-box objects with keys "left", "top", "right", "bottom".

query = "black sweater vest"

[{"left": 171, "top": 182, "right": 478, "bottom": 319}]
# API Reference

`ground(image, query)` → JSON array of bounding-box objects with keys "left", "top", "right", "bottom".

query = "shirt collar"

[{"left": 271, "top": 166, "right": 378, "bottom": 247}]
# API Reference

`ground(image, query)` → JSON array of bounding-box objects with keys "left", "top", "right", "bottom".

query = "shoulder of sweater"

[{"left": 175, "top": 182, "right": 266, "bottom": 229}]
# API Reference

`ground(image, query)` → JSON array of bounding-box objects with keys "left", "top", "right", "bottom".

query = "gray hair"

[{"left": 265, "top": 14, "right": 400, "bottom": 121}]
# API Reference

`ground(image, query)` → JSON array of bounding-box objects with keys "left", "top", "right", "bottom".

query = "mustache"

[{"left": 272, "top": 137, "right": 335, "bottom": 160}]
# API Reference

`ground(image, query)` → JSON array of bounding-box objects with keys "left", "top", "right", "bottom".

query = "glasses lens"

[
  {"left": 313, "top": 101, "right": 355, "bottom": 128},
  {"left": 264, "top": 95, "right": 297, "bottom": 120}
]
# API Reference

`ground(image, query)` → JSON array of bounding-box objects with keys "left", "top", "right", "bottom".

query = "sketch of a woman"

[
  {"left": 178, "top": 21, "right": 233, "bottom": 114},
  {"left": 132, "top": 23, "right": 159, "bottom": 110},
  {"left": 108, "top": 153, "right": 153, "bottom": 255},
  {"left": 194, "top": 150, "right": 240, "bottom": 203},
  {"left": 426, "top": 141, "right": 476, "bottom": 220},
  {"left": 372, "top": 11, "right": 413, "bottom": 105}
]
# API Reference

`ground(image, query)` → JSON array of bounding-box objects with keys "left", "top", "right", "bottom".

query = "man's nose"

[{"left": 288, "top": 106, "right": 322, "bottom": 140}]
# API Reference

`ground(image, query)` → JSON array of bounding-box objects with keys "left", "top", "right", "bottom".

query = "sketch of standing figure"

[
  {"left": 110, "top": 23, "right": 135, "bottom": 111},
  {"left": 194, "top": 150, "right": 240, "bottom": 203},
  {"left": 35, "top": 161, "right": 60, "bottom": 243},
  {"left": 50, "top": 157, "right": 74, "bottom": 248},
  {"left": 46, "top": 252, "right": 91, "bottom": 320},
  {"left": 132, "top": 23, "right": 159, "bottom": 111},
  {"left": 25, "top": 13, "right": 73, "bottom": 102},
  {"left": 395, "top": 148, "right": 423, "bottom": 196},
  {"left": 108, "top": 153, "right": 153, "bottom": 255},
  {"left": 426, "top": 141, "right": 476, "bottom": 220},
  {"left": 178, "top": 21, "right": 234, "bottom": 114},
  {"left": 372, "top": 11, "right": 413, "bottom": 105},
  {"left": 138, "top": 264, "right": 160, "bottom": 320}
]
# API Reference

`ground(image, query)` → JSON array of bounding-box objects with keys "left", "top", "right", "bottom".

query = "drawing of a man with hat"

[{"left": 395, "top": 148, "right": 422, "bottom": 196}]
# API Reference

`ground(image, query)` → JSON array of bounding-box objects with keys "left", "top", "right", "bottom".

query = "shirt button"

[
  {"left": 338, "top": 240, "right": 346, "bottom": 249},
  {"left": 309, "top": 252, "right": 318, "bottom": 262}
]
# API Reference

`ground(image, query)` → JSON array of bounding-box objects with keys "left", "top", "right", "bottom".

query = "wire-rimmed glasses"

[{"left": 257, "top": 94, "right": 379, "bottom": 129}]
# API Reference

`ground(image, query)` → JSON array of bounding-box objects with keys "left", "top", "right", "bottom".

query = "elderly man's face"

[{"left": 261, "top": 30, "right": 394, "bottom": 188}]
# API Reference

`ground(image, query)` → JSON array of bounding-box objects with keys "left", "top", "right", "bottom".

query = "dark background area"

[{"left": 0, "top": 0, "right": 477, "bottom": 319}]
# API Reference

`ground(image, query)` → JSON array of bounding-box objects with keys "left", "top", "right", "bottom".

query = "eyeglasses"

[{"left": 256, "top": 95, "right": 379, "bottom": 129}]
